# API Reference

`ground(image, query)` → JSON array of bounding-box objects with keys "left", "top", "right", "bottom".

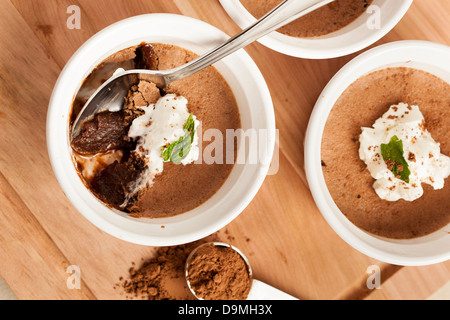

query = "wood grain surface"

[{"left": 0, "top": 0, "right": 449, "bottom": 300}]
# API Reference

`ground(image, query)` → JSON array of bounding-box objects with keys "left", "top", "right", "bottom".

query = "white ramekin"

[
  {"left": 47, "top": 14, "right": 275, "bottom": 246},
  {"left": 305, "top": 40, "right": 450, "bottom": 266},
  {"left": 220, "top": 0, "right": 413, "bottom": 59}
]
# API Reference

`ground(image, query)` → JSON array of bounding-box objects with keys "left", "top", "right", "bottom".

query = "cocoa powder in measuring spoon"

[{"left": 186, "top": 243, "right": 252, "bottom": 300}]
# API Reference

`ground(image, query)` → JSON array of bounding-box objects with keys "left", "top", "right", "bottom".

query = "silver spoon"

[
  {"left": 185, "top": 242, "right": 298, "bottom": 300},
  {"left": 71, "top": 0, "right": 334, "bottom": 140}
]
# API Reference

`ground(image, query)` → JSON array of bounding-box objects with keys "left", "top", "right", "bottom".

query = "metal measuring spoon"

[
  {"left": 185, "top": 242, "right": 298, "bottom": 300},
  {"left": 70, "top": 0, "right": 334, "bottom": 140}
]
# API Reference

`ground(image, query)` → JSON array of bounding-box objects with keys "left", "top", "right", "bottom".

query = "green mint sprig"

[
  {"left": 380, "top": 135, "right": 411, "bottom": 183},
  {"left": 161, "top": 114, "right": 196, "bottom": 163}
]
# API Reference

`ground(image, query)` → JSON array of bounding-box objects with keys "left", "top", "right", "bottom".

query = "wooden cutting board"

[{"left": 0, "top": 0, "right": 449, "bottom": 300}]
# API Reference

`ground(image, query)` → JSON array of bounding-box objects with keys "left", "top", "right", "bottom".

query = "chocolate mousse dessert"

[
  {"left": 70, "top": 43, "right": 241, "bottom": 218},
  {"left": 240, "top": 0, "right": 373, "bottom": 38},
  {"left": 321, "top": 67, "right": 450, "bottom": 239}
]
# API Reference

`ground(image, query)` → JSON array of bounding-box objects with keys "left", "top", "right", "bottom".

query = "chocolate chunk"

[
  {"left": 90, "top": 154, "right": 145, "bottom": 208},
  {"left": 135, "top": 44, "right": 159, "bottom": 70},
  {"left": 71, "top": 111, "right": 131, "bottom": 155}
]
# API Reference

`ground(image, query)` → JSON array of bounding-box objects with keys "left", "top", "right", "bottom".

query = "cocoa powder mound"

[
  {"left": 117, "top": 243, "right": 199, "bottom": 300},
  {"left": 186, "top": 244, "right": 252, "bottom": 300}
]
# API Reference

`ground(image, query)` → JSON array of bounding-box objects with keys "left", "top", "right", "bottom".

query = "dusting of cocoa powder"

[{"left": 186, "top": 244, "right": 252, "bottom": 300}]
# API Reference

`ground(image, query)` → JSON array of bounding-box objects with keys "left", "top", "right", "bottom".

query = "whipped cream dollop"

[
  {"left": 359, "top": 103, "right": 450, "bottom": 202},
  {"left": 128, "top": 94, "right": 200, "bottom": 192}
]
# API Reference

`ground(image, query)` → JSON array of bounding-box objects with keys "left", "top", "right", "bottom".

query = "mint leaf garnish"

[
  {"left": 161, "top": 114, "right": 195, "bottom": 163},
  {"left": 380, "top": 135, "right": 411, "bottom": 183}
]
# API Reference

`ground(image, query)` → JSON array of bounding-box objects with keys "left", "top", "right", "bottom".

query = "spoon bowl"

[
  {"left": 70, "top": 69, "right": 166, "bottom": 140},
  {"left": 185, "top": 242, "right": 298, "bottom": 300}
]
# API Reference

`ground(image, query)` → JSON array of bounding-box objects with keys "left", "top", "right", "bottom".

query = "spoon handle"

[
  {"left": 165, "top": 0, "right": 334, "bottom": 84},
  {"left": 247, "top": 280, "right": 299, "bottom": 300}
]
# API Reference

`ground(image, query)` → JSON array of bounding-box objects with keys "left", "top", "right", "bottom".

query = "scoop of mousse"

[{"left": 70, "top": 44, "right": 163, "bottom": 210}]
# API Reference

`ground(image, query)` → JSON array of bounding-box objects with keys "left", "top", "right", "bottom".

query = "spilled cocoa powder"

[
  {"left": 116, "top": 243, "right": 198, "bottom": 300},
  {"left": 186, "top": 244, "right": 252, "bottom": 300}
]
